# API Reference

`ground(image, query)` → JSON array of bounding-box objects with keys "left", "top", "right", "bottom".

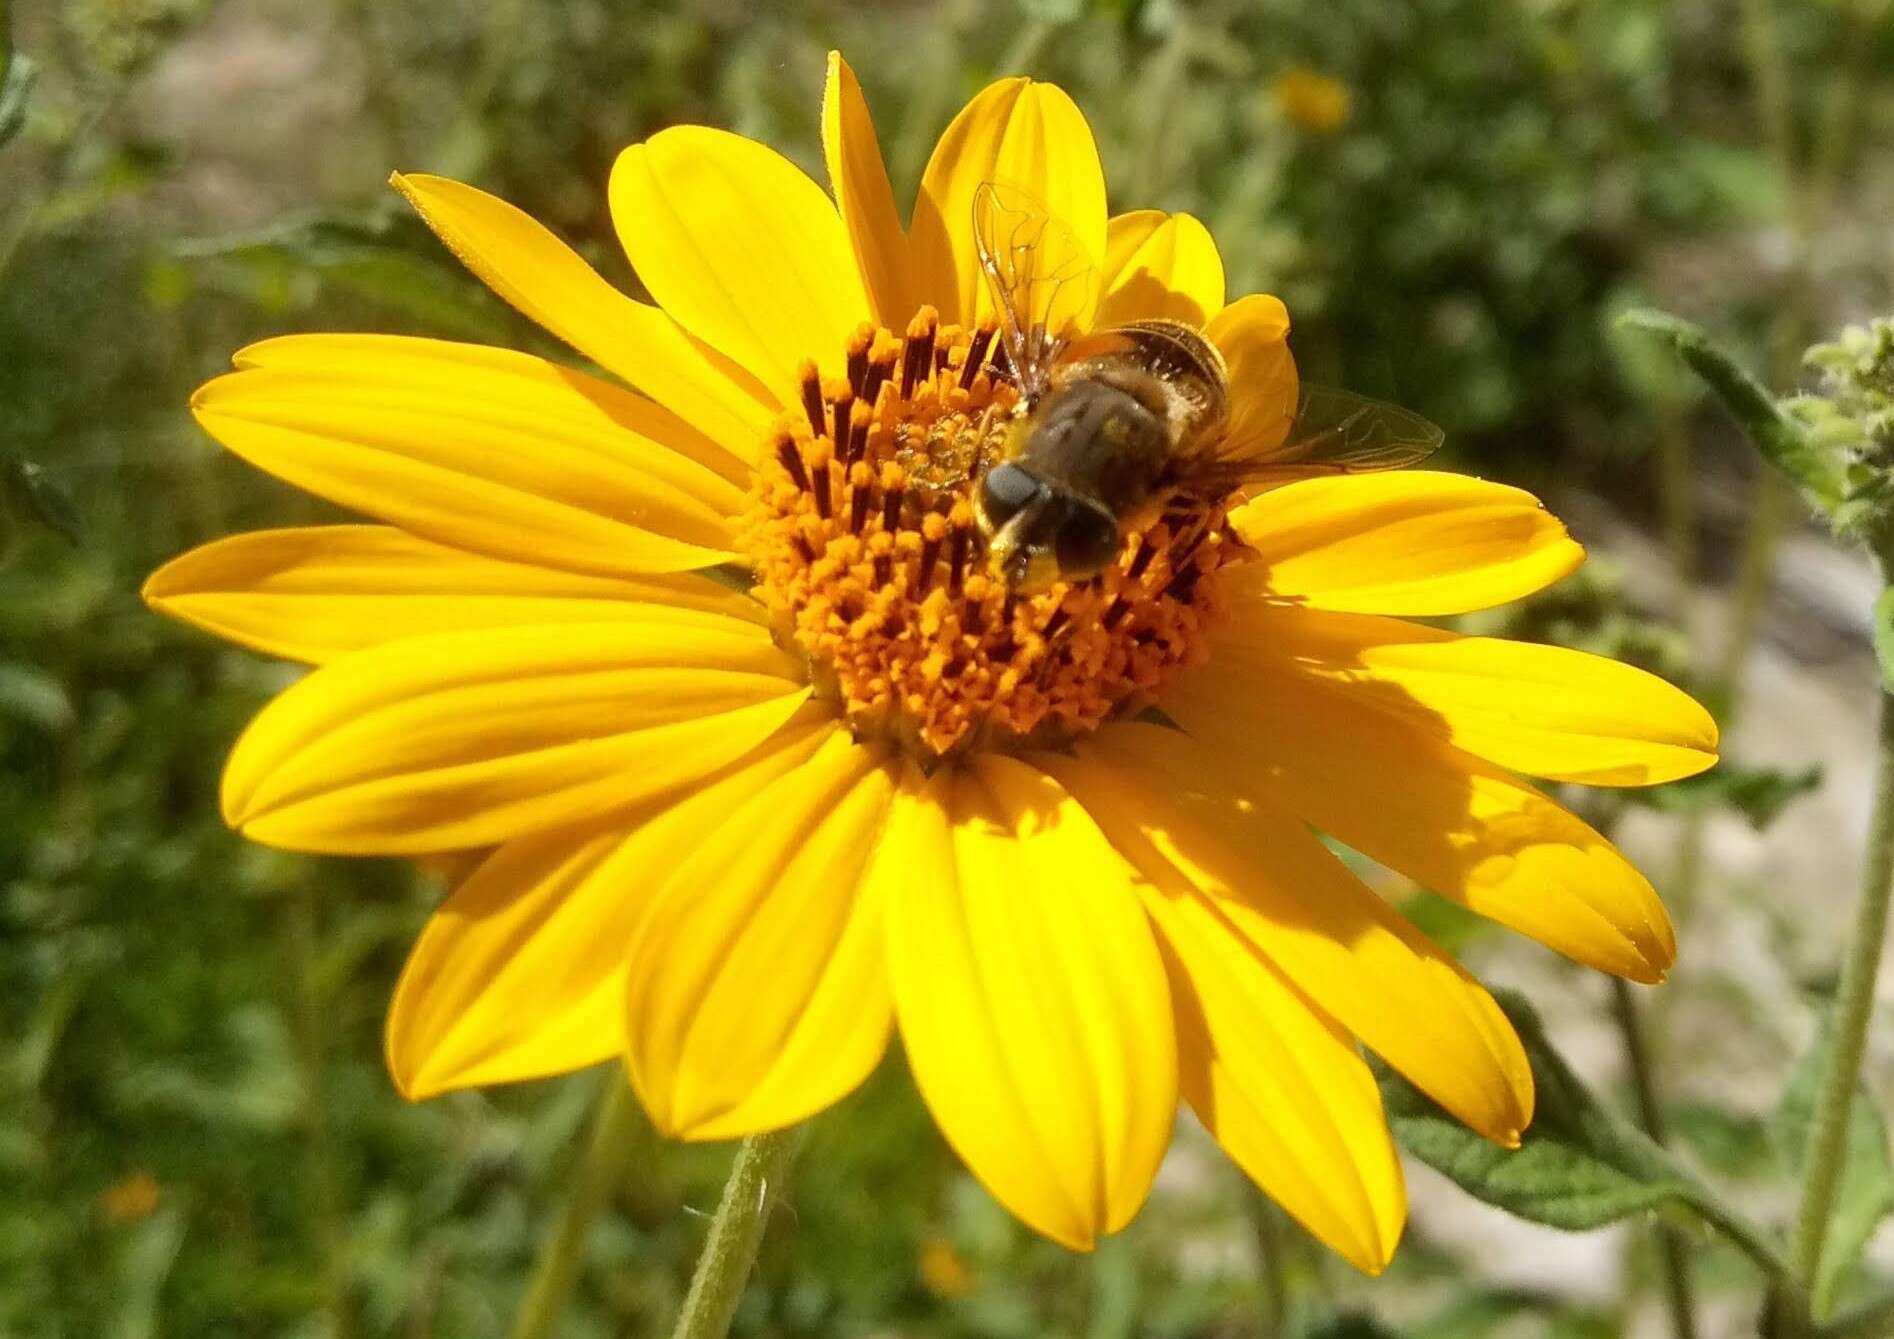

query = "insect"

[{"left": 970, "top": 180, "right": 1446, "bottom": 592}]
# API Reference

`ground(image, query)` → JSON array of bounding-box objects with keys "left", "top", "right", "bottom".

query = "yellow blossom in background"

[
  {"left": 918, "top": 1238, "right": 974, "bottom": 1299},
  {"left": 144, "top": 51, "right": 1715, "bottom": 1271},
  {"left": 100, "top": 1170, "right": 162, "bottom": 1224},
  {"left": 1272, "top": 67, "right": 1353, "bottom": 133}
]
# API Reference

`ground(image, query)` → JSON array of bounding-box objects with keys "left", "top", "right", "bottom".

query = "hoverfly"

[{"left": 969, "top": 181, "right": 1445, "bottom": 591}]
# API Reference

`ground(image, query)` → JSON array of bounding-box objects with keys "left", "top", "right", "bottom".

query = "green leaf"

[
  {"left": 1772, "top": 1021, "right": 1894, "bottom": 1311},
  {"left": 1413, "top": 1288, "right": 1618, "bottom": 1339},
  {"left": 0, "top": 50, "right": 34, "bottom": 150},
  {"left": 1872, "top": 589, "right": 1894, "bottom": 695},
  {"left": 1633, "top": 762, "right": 1822, "bottom": 830},
  {"left": 173, "top": 212, "right": 515, "bottom": 342},
  {"left": 1378, "top": 990, "right": 1706, "bottom": 1230},
  {"left": 1617, "top": 308, "right": 1847, "bottom": 515}
]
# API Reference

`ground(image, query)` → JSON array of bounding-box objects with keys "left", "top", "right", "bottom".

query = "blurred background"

[{"left": 5, "top": 0, "right": 1894, "bottom": 1334}]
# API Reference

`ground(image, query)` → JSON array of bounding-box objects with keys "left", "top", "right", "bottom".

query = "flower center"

[{"left": 740, "top": 307, "right": 1237, "bottom": 761}]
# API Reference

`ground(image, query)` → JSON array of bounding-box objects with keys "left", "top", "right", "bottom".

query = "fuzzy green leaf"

[
  {"left": 1873, "top": 588, "right": 1894, "bottom": 696},
  {"left": 1618, "top": 308, "right": 1847, "bottom": 514},
  {"left": 1378, "top": 990, "right": 1706, "bottom": 1231},
  {"left": 1773, "top": 1022, "right": 1894, "bottom": 1312}
]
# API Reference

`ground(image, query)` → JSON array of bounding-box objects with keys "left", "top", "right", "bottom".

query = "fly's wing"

[
  {"left": 1185, "top": 384, "right": 1444, "bottom": 492},
  {"left": 972, "top": 180, "right": 1096, "bottom": 404}
]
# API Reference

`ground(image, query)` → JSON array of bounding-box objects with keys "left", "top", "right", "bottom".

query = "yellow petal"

[
  {"left": 1205, "top": 294, "right": 1297, "bottom": 456},
  {"left": 145, "top": 525, "right": 763, "bottom": 664},
  {"left": 880, "top": 756, "right": 1176, "bottom": 1250},
  {"left": 391, "top": 174, "right": 777, "bottom": 459},
  {"left": 1229, "top": 472, "right": 1586, "bottom": 615},
  {"left": 1216, "top": 606, "right": 1718, "bottom": 785},
  {"left": 222, "top": 617, "right": 813, "bottom": 855},
  {"left": 1042, "top": 727, "right": 1532, "bottom": 1147},
  {"left": 195, "top": 338, "right": 744, "bottom": 577},
  {"left": 1140, "top": 879, "right": 1405, "bottom": 1273},
  {"left": 1096, "top": 210, "right": 1226, "bottom": 328},
  {"left": 626, "top": 731, "right": 896, "bottom": 1140},
  {"left": 823, "top": 51, "right": 912, "bottom": 327},
  {"left": 909, "top": 78, "right": 1108, "bottom": 329},
  {"left": 1163, "top": 660, "right": 1676, "bottom": 982},
  {"left": 610, "top": 127, "right": 872, "bottom": 399},
  {"left": 385, "top": 716, "right": 835, "bottom": 1098}
]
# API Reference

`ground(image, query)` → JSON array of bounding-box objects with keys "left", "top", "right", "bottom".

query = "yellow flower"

[
  {"left": 918, "top": 1237, "right": 975, "bottom": 1298},
  {"left": 101, "top": 1170, "right": 162, "bottom": 1224},
  {"left": 144, "top": 53, "right": 1716, "bottom": 1272},
  {"left": 1272, "top": 67, "right": 1353, "bottom": 134}
]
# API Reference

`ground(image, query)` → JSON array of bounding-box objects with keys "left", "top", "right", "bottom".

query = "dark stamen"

[
  {"left": 1101, "top": 595, "right": 1130, "bottom": 629},
  {"left": 1164, "top": 563, "right": 1201, "bottom": 602},
  {"left": 901, "top": 314, "right": 937, "bottom": 399},
  {"left": 846, "top": 323, "right": 874, "bottom": 395},
  {"left": 812, "top": 461, "right": 832, "bottom": 519},
  {"left": 916, "top": 536, "right": 941, "bottom": 593},
  {"left": 962, "top": 324, "right": 995, "bottom": 389},
  {"left": 832, "top": 390, "right": 856, "bottom": 463},
  {"left": 775, "top": 437, "right": 809, "bottom": 491},
  {"left": 799, "top": 361, "right": 826, "bottom": 439},
  {"left": 947, "top": 528, "right": 968, "bottom": 594},
  {"left": 1126, "top": 540, "right": 1157, "bottom": 580}
]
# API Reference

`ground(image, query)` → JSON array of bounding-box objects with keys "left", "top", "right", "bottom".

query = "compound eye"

[
  {"left": 978, "top": 462, "right": 1045, "bottom": 527},
  {"left": 1055, "top": 503, "right": 1123, "bottom": 579}
]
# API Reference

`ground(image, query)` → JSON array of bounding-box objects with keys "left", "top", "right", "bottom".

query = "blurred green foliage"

[{"left": 5, "top": 0, "right": 1893, "bottom": 1333}]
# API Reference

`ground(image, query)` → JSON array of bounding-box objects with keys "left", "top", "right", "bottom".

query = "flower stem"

[
  {"left": 670, "top": 1128, "right": 804, "bottom": 1339},
  {"left": 509, "top": 1075, "right": 642, "bottom": 1339},
  {"left": 1245, "top": 1186, "right": 1292, "bottom": 1336},
  {"left": 1788, "top": 685, "right": 1894, "bottom": 1298},
  {"left": 1609, "top": 977, "right": 1699, "bottom": 1339}
]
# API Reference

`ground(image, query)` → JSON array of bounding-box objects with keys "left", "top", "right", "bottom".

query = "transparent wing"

[
  {"left": 972, "top": 180, "right": 1096, "bottom": 403},
  {"left": 1181, "top": 384, "right": 1443, "bottom": 494},
  {"left": 1224, "top": 384, "right": 1442, "bottom": 469}
]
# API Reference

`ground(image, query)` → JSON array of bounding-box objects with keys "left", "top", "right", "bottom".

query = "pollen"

[{"left": 739, "top": 307, "right": 1237, "bottom": 760}]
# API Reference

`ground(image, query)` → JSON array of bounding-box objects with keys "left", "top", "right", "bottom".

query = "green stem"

[
  {"left": 1817, "top": 1282, "right": 1894, "bottom": 1339},
  {"left": 284, "top": 886, "right": 352, "bottom": 1339},
  {"left": 1789, "top": 684, "right": 1894, "bottom": 1298},
  {"left": 1126, "top": 22, "right": 1194, "bottom": 206},
  {"left": 1246, "top": 1187, "right": 1292, "bottom": 1336},
  {"left": 1683, "top": 1185, "right": 1794, "bottom": 1284},
  {"left": 510, "top": 1076, "right": 643, "bottom": 1339},
  {"left": 1655, "top": 406, "right": 1699, "bottom": 634},
  {"left": 670, "top": 1128, "right": 803, "bottom": 1339},
  {"left": 1609, "top": 977, "right": 1699, "bottom": 1339}
]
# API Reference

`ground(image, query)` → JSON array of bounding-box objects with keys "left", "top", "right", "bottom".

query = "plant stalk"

[
  {"left": 510, "top": 1075, "right": 643, "bottom": 1339},
  {"left": 670, "top": 1128, "right": 803, "bottom": 1339},
  {"left": 1610, "top": 977, "right": 1699, "bottom": 1339},
  {"left": 1788, "top": 684, "right": 1894, "bottom": 1298},
  {"left": 1247, "top": 1189, "right": 1292, "bottom": 1337}
]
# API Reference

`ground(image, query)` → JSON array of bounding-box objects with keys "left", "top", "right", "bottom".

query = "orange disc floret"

[{"left": 739, "top": 307, "right": 1237, "bottom": 760}]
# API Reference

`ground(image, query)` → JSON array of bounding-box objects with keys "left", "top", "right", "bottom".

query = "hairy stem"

[
  {"left": 1789, "top": 686, "right": 1894, "bottom": 1300},
  {"left": 670, "top": 1128, "right": 803, "bottom": 1339}
]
